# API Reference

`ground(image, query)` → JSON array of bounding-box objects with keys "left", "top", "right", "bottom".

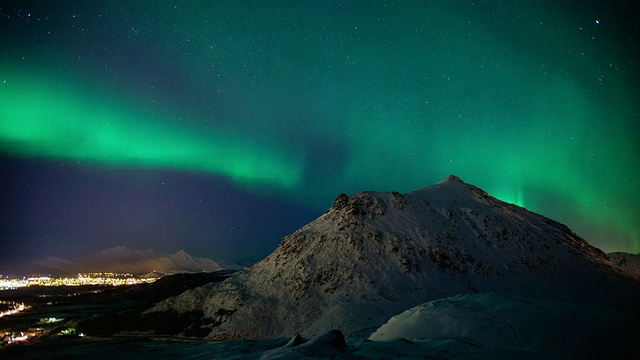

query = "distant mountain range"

[
  {"left": 145, "top": 175, "right": 640, "bottom": 341},
  {"left": 3, "top": 247, "right": 238, "bottom": 277}
]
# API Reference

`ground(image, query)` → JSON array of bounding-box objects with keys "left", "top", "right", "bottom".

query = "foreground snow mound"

[
  {"left": 370, "top": 292, "right": 640, "bottom": 358},
  {"left": 146, "top": 176, "right": 640, "bottom": 339}
]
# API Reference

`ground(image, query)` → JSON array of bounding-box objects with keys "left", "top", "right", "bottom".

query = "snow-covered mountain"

[
  {"left": 146, "top": 175, "right": 640, "bottom": 339},
  {"left": 26, "top": 256, "right": 79, "bottom": 276},
  {"left": 78, "top": 247, "right": 224, "bottom": 274},
  {"left": 608, "top": 252, "right": 640, "bottom": 275},
  {"left": 9, "top": 247, "right": 226, "bottom": 276}
]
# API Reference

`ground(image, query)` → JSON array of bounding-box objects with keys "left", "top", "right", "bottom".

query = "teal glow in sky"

[
  {"left": 1, "top": 1, "right": 638, "bottom": 260},
  {"left": 0, "top": 66, "right": 302, "bottom": 189}
]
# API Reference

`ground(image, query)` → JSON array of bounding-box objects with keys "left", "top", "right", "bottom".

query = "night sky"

[{"left": 1, "top": 1, "right": 638, "bottom": 265}]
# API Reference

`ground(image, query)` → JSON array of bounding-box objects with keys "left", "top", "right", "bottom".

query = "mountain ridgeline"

[
  {"left": 3, "top": 248, "right": 227, "bottom": 277},
  {"left": 146, "top": 175, "right": 640, "bottom": 339}
]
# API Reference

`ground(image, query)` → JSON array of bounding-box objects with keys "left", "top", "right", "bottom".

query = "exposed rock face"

[
  {"left": 146, "top": 176, "right": 640, "bottom": 339},
  {"left": 608, "top": 252, "right": 640, "bottom": 275}
]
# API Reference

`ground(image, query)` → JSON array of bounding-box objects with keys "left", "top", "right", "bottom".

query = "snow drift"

[{"left": 369, "top": 292, "right": 640, "bottom": 358}]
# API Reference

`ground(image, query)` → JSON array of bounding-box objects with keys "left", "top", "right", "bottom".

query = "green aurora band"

[
  {"left": 0, "top": 67, "right": 302, "bottom": 189},
  {"left": 1, "top": 1, "right": 638, "bottom": 253}
]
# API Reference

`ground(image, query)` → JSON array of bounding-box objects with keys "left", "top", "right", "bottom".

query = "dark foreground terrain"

[
  {"left": 2, "top": 293, "right": 639, "bottom": 360},
  {"left": 0, "top": 270, "right": 236, "bottom": 350}
]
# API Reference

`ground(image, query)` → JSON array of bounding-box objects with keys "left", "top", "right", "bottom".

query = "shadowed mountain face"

[{"left": 147, "top": 176, "right": 640, "bottom": 339}]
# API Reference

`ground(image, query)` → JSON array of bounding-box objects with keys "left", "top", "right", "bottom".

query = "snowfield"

[{"left": 369, "top": 292, "right": 639, "bottom": 358}]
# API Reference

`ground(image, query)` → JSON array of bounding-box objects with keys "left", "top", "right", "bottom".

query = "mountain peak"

[
  {"left": 438, "top": 174, "right": 464, "bottom": 183},
  {"left": 174, "top": 249, "right": 190, "bottom": 257},
  {"left": 147, "top": 177, "right": 640, "bottom": 340}
]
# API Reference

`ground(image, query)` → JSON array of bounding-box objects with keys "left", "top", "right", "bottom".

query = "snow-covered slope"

[
  {"left": 147, "top": 175, "right": 640, "bottom": 339},
  {"left": 368, "top": 292, "right": 640, "bottom": 358},
  {"left": 608, "top": 252, "right": 640, "bottom": 275}
]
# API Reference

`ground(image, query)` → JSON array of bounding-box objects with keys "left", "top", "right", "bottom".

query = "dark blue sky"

[
  {"left": 1, "top": 1, "right": 638, "bottom": 264},
  {"left": 1, "top": 156, "right": 318, "bottom": 263}
]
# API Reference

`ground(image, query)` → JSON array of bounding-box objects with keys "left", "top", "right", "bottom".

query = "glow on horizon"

[{"left": 492, "top": 188, "right": 526, "bottom": 209}]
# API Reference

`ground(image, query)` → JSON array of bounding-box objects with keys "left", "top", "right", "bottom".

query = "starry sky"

[{"left": 1, "top": 1, "right": 639, "bottom": 265}]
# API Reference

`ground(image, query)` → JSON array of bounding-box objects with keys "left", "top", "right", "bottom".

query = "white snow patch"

[{"left": 369, "top": 292, "right": 640, "bottom": 358}]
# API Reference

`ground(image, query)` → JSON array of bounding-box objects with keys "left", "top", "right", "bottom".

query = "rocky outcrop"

[{"left": 608, "top": 252, "right": 640, "bottom": 275}]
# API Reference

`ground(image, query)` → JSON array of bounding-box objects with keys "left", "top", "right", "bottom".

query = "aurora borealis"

[
  {"left": 0, "top": 66, "right": 302, "bottom": 189},
  {"left": 1, "top": 1, "right": 638, "bottom": 264}
]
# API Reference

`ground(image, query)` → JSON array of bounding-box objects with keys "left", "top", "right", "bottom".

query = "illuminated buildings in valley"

[
  {"left": 0, "top": 273, "right": 158, "bottom": 290},
  {"left": 0, "top": 301, "right": 29, "bottom": 318}
]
